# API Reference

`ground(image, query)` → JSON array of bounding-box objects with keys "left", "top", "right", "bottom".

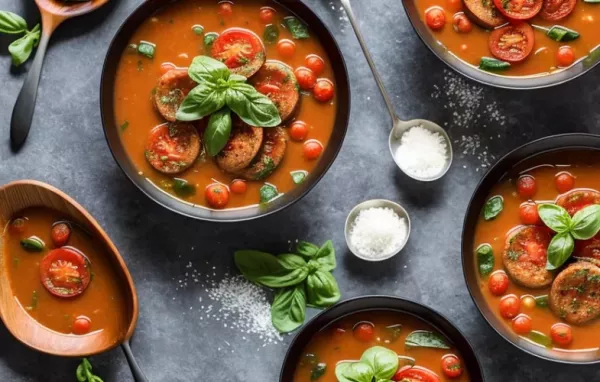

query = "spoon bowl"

[{"left": 36, "top": 0, "right": 109, "bottom": 18}]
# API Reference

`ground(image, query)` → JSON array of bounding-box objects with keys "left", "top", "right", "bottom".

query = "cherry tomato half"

[
  {"left": 519, "top": 202, "right": 540, "bottom": 225},
  {"left": 353, "top": 322, "right": 375, "bottom": 342},
  {"left": 393, "top": 365, "right": 441, "bottom": 382},
  {"left": 205, "top": 183, "right": 230, "bottom": 209},
  {"left": 551, "top": 323, "right": 573, "bottom": 346},
  {"left": 259, "top": 7, "right": 276, "bottom": 23},
  {"left": 493, "top": 0, "right": 543, "bottom": 20},
  {"left": 230, "top": 179, "right": 247, "bottom": 194},
  {"left": 453, "top": 13, "right": 472, "bottom": 33},
  {"left": 488, "top": 270, "right": 509, "bottom": 296},
  {"left": 303, "top": 140, "right": 323, "bottom": 160},
  {"left": 517, "top": 175, "right": 537, "bottom": 199},
  {"left": 556, "top": 46, "right": 575, "bottom": 68},
  {"left": 512, "top": 314, "right": 533, "bottom": 334},
  {"left": 277, "top": 39, "right": 296, "bottom": 57},
  {"left": 40, "top": 247, "right": 91, "bottom": 298},
  {"left": 51, "top": 222, "right": 71, "bottom": 248},
  {"left": 218, "top": 1, "right": 233, "bottom": 18},
  {"left": 555, "top": 171, "right": 575, "bottom": 193},
  {"left": 73, "top": 316, "right": 92, "bottom": 335},
  {"left": 294, "top": 67, "right": 317, "bottom": 90},
  {"left": 305, "top": 54, "right": 325, "bottom": 75},
  {"left": 289, "top": 120, "right": 309, "bottom": 141},
  {"left": 489, "top": 23, "right": 535, "bottom": 63},
  {"left": 313, "top": 79, "right": 335, "bottom": 102},
  {"left": 425, "top": 7, "right": 446, "bottom": 30},
  {"left": 500, "top": 294, "right": 521, "bottom": 319},
  {"left": 441, "top": 354, "right": 463, "bottom": 378},
  {"left": 9, "top": 217, "right": 27, "bottom": 235}
]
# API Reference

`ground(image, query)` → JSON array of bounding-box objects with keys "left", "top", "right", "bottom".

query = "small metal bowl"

[
  {"left": 344, "top": 199, "right": 411, "bottom": 261},
  {"left": 388, "top": 121, "right": 453, "bottom": 182}
]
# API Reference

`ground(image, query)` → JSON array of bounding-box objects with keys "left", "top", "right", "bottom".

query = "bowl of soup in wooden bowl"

[
  {"left": 402, "top": 0, "right": 600, "bottom": 89},
  {"left": 280, "top": 296, "right": 484, "bottom": 381},
  {"left": 463, "top": 133, "right": 600, "bottom": 363},
  {"left": 100, "top": 0, "right": 350, "bottom": 221}
]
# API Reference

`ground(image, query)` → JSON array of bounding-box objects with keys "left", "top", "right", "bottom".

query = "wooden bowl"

[{"left": 0, "top": 180, "right": 139, "bottom": 357}]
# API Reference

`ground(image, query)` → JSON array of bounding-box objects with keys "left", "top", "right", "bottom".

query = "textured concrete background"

[{"left": 1, "top": 0, "right": 600, "bottom": 381}]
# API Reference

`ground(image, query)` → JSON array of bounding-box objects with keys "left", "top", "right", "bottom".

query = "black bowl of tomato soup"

[
  {"left": 280, "top": 296, "right": 484, "bottom": 381},
  {"left": 462, "top": 133, "right": 600, "bottom": 363},
  {"left": 100, "top": 0, "right": 350, "bottom": 221}
]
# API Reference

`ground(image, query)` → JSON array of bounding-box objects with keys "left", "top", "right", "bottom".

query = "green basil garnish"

[
  {"left": 177, "top": 82, "right": 226, "bottom": 121},
  {"left": 527, "top": 330, "right": 552, "bottom": 348},
  {"left": 203, "top": 32, "right": 219, "bottom": 49},
  {"left": 479, "top": 57, "right": 510, "bottom": 72},
  {"left": 359, "top": 346, "right": 399, "bottom": 380},
  {"left": 0, "top": 11, "right": 27, "bottom": 34},
  {"left": 0, "top": 11, "right": 40, "bottom": 66},
  {"left": 483, "top": 196, "right": 504, "bottom": 220},
  {"left": 277, "top": 253, "right": 308, "bottom": 270},
  {"left": 476, "top": 243, "right": 494, "bottom": 276},
  {"left": 335, "top": 361, "right": 374, "bottom": 382},
  {"left": 306, "top": 270, "right": 341, "bottom": 308},
  {"left": 260, "top": 184, "right": 279, "bottom": 203},
  {"left": 284, "top": 16, "right": 309, "bottom": 39},
  {"left": 263, "top": 24, "right": 279, "bottom": 44},
  {"left": 310, "top": 363, "right": 326, "bottom": 381},
  {"left": 571, "top": 205, "right": 600, "bottom": 240},
  {"left": 234, "top": 250, "right": 309, "bottom": 288},
  {"left": 533, "top": 24, "right": 580, "bottom": 42},
  {"left": 405, "top": 330, "right": 450, "bottom": 349},
  {"left": 546, "top": 232, "right": 575, "bottom": 270},
  {"left": 187, "top": 55, "right": 230, "bottom": 84},
  {"left": 383, "top": 324, "right": 403, "bottom": 343},
  {"left": 224, "top": 81, "right": 281, "bottom": 127},
  {"left": 291, "top": 170, "right": 307, "bottom": 185},
  {"left": 535, "top": 295, "right": 548, "bottom": 307},
  {"left": 76, "top": 358, "right": 104, "bottom": 382},
  {"left": 204, "top": 107, "right": 232, "bottom": 156},
  {"left": 137, "top": 40, "right": 156, "bottom": 59},
  {"left": 192, "top": 24, "right": 204, "bottom": 36},
  {"left": 271, "top": 284, "right": 306, "bottom": 333},
  {"left": 173, "top": 178, "right": 196, "bottom": 198},
  {"left": 20, "top": 236, "right": 45, "bottom": 252},
  {"left": 119, "top": 121, "right": 129, "bottom": 132},
  {"left": 296, "top": 241, "right": 320, "bottom": 259},
  {"left": 538, "top": 204, "right": 571, "bottom": 233}
]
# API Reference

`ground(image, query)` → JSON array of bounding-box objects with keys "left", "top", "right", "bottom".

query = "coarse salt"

[
  {"left": 349, "top": 207, "right": 407, "bottom": 259},
  {"left": 395, "top": 126, "right": 448, "bottom": 178}
]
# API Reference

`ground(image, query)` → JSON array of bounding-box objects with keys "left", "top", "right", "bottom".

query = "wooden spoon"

[
  {"left": 10, "top": 0, "right": 109, "bottom": 150},
  {"left": 0, "top": 180, "right": 148, "bottom": 382}
]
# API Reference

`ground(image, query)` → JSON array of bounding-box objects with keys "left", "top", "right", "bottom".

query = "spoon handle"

[
  {"left": 121, "top": 340, "right": 149, "bottom": 382},
  {"left": 339, "top": 0, "right": 400, "bottom": 122}
]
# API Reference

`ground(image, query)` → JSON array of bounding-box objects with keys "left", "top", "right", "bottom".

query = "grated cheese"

[
  {"left": 395, "top": 126, "right": 448, "bottom": 178},
  {"left": 349, "top": 207, "right": 407, "bottom": 259}
]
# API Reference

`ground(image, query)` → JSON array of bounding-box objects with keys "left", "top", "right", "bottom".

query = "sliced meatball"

[
  {"left": 556, "top": 188, "right": 600, "bottom": 216},
  {"left": 463, "top": 0, "right": 506, "bottom": 29},
  {"left": 238, "top": 127, "right": 287, "bottom": 180},
  {"left": 216, "top": 122, "right": 264, "bottom": 174},
  {"left": 549, "top": 262, "right": 600, "bottom": 325},
  {"left": 153, "top": 69, "right": 196, "bottom": 122},
  {"left": 211, "top": 28, "right": 266, "bottom": 78},
  {"left": 502, "top": 225, "right": 554, "bottom": 289},
  {"left": 145, "top": 123, "right": 201, "bottom": 174},
  {"left": 575, "top": 233, "right": 600, "bottom": 266},
  {"left": 249, "top": 60, "right": 300, "bottom": 122}
]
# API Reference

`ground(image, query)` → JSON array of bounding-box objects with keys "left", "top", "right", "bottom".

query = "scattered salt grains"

[
  {"left": 349, "top": 207, "right": 407, "bottom": 259},
  {"left": 395, "top": 126, "right": 448, "bottom": 178}
]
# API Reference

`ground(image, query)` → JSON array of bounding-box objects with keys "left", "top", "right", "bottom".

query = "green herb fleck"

[{"left": 119, "top": 121, "right": 129, "bottom": 132}]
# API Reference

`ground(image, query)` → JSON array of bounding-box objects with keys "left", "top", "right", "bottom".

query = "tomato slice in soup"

[
  {"left": 556, "top": 189, "right": 600, "bottom": 216},
  {"left": 145, "top": 123, "right": 201, "bottom": 175},
  {"left": 540, "top": 0, "right": 576, "bottom": 21},
  {"left": 40, "top": 247, "right": 91, "bottom": 298},
  {"left": 211, "top": 28, "right": 266, "bottom": 78},
  {"left": 493, "top": 0, "right": 543, "bottom": 20},
  {"left": 392, "top": 365, "right": 441, "bottom": 382},
  {"left": 489, "top": 23, "right": 535, "bottom": 63}
]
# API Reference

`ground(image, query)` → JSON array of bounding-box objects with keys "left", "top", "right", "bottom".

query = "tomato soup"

[
  {"left": 474, "top": 151, "right": 600, "bottom": 351},
  {"left": 113, "top": 0, "right": 338, "bottom": 210},
  {"left": 2, "top": 208, "right": 128, "bottom": 339},
  {"left": 293, "top": 311, "right": 470, "bottom": 381},
  {"left": 416, "top": 0, "right": 600, "bottom": 76}
]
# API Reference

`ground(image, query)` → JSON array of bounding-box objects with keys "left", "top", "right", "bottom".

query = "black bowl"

[
  {"left": 100, "top": 0, "right": 350, "bottom": 222},
  {"left": 280, "top": 295, "right": 484, "bottom": 380},
  {"left": 401, "top": 1, "right": 600, "bottom": 89},
  {"left": 462, "top": 133, "right": 600, "bottom": 364}
]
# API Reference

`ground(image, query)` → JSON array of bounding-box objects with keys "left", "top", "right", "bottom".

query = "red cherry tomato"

[
  {"left": 492, "top": 0, "right": 543, "bottom": 20},
  {"left": 305, "top": 54, "right": 325, "bottom": 75},
  {"left": 259, "top": 7, "right": 276, "bottom": 24},
  {"left": 557, "top": 46, "right": 575, "bottom": 67},
  {"left": 519, "top": 202, "right": 540, "bottom": 225},
  {"left": 159, "top": 62, "right": 176, "bottom": 75},
  {"left": 9, "top": 217, "right": 27, "bottom": 235},
  {"left": 517, "top": 175, "right": 537, "bottom": 199},
  {"left": 230, "top": 179, "right": 247, "bottom": 194},
  {"left": 289, "top": 121, "right": 309, "bottom": 141},
  {"left": 441, "top": 354, "right": 463, "bottom": 378},
  {"left": 218, "top": 1, "right": 233, "bottom": 18},
  {"left": 489, "top": 23, "right": 535, "bottom": 63},
  {"left": 425, "top": 7, "right": 446, "bottom": 30},
  {"left": 512, "top": 314, "right": 533, "bottom": 335},
  {"left": 205, "top": 183, "right": 230, "bottom": 209},
  {"left": 73, "top": 316, "right": 92, "bottom": 335},
  {"left": 353, "top": 322, "right": 374, "bottom": 342},
  {"left": 453, "top": 13, "right": 472, "bottom": 33},
  {"left": 541, "top": 0, "right": 576, "bottom": 21},
  {"left": 303, "top": 140, "right": 323, "bottom": 160},
  {"left": 393, "top": 366, "right": 441, "bottom": 382},
  {"left": 500, "top": 294, "right": 521, "bottom": 319},
  {"left": 277, "top": 39, "right": 296, "bottom": 57},
  {"left": 551, "top": 323, "right": 573, "bottom": 346},
  {"left": 51, "top": 222, "right": 71, "bottom": 247},
  {"left": 40, "top": 247, "right": 91, "bottom": 298},
  {"left": 294, "top": 67, "right": 317, "bottom": 90},
  {"left": 313, "top": 79, "right": 335, "bottom": 102},
  {"left": 488, "top": 271, "right": 509, "bottom": 296},
  {"left": 555, "top": 172, "right": 575, "bottom": 193}
]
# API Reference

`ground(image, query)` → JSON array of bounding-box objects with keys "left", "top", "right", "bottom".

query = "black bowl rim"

[
  {"left": 461, "top": 133, "right": 600, "bottom": 365},
  {"left": 279, "top": 295, "right": 485, "bottom": 381},
  {"left": 99, "top": 0, "right": 351, "bottom": 222},
  {"left": 400, "top": 0, "right": 600, "bottom": 90}
]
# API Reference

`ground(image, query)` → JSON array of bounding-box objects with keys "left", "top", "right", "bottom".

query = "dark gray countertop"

[{"left": 1, "top": 0, "right": 600, "bottom": 381}]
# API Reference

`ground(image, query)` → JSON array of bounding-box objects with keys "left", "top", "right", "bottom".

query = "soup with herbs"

[
  {"left": 113, "top": 0, "right": 338, "bottom": 210},
  {"left": 293, "top": 311, "right": 470, "bottom": 381},
  {"left": 474, "top": 151, "right": 600, "bottom": 352}
]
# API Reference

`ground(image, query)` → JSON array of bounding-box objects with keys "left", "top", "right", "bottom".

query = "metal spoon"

[
  {"left": 339, "top": 0, "right": 453, "bottom": 181},
  {"left": 10, "top": 0, "right": 109, "bottom": 150}
]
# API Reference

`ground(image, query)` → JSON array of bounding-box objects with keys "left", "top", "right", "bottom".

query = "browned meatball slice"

[
  {"left": 215, "top": 123, "right": 264, "bottom": 174},
  {"left": 556, "top": 188, "right": 600, "bottom": 216},
  {"left": 153, "top": 69, "right": 196, "bottom": 122},
  {"left": 239, "top": 127, "right": 287, "bottom": 180},
  {"left": 549, "top": 262, "right": 600, "bottom": 325},
  {"left": 145, "top": 123, "right": 201, "bottom": 174},
  {"left": 249, "top": 60, "right": 300, "bottom": 122}
]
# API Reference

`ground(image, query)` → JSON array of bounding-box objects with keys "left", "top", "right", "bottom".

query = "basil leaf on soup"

[
  {"left": 527, "top": 330, "right": 552, "bottom": 348},
  {"left": 476, "top": 243, "right": 494, "bottom": 276},
  {"left": 0, "top": 11, "right": 28, "bottom": 34},
  {"left": 535, "top": 295, "right": 548, "bottom": 307},
  {"left": 296, "top": 241, "right": 320, "bottom": 259},
  {"left": 310, "top": 363, "right": 326, "bottom": 381},
  {"left": 335, "top": 362, "right": 374, "bottom": 382},
  {"left": 225, "top": 82, "right": 281, "bottom": 127},
  {"left": 314, "top": 240, "right": 336, "bottom": 271},
  {"left": 277, "top": 253, "right": 308, "bottom": 270},
  {"left": 382, "top": 324, "right": 403, "bottom": 343},
  {"left": 483, "top": 196, "right": 504, "bottom": 221},
  {"left": 234, "top": 250, "right": 309, "bottom": 288},
  {"left": 570, "top": 204, "right": 600, "bottom": 240},
  {"left": 284, "top": 16, "right": 310, "bottom": 39},
  {"left": 192, "top": 24, "right": 204, "bottom": 36},
  {"left": 260, "top": 184, "right": 279, "bottom": 203},
  {"left": 8, "top": 25, "right": 40, "bottom": 67},
  {"left": 546, "top": 232, "right": 575, "bottom": 270},
  {"left": 305, "top": 270, "right": 341, "bottom": 308},
  {"left": 204, "top": 107, "right": 232, "bottom": 156},
  {"left": 173, "top": 178, "right": 196, "bottom": 198},
  {"left": 176, "top": 82, "right": 226, "bottom": 121},
  {"left": 360, "top": 346, "right": 399, "bottom": 380},
  {"left": 188, "top": 55, "right": 230, "bottom": 84},
  {"left": 537, "top": 204, "right": 572, "bottom": 233},
  {"left": 405, "top": 330, "right": 450, "bottom": 349},
  {"left": 137, "top": 40, "right": 156, "bottom": 59},
  {"left": 263, "top": 23, "right": 279, "bottom": 44},
  {"left": 203, "top": 32, "right": 219, "bottom": 50},
  {"left": 20, "top": 236, "right": 45, "bottom": 252},
  {"left": 291, "top": 170, "right": 307, "bottom": 185},
  {"left": 271, "top": 284, "right": 306, "bottom": 333},
  {"left": 228, "top": 74, "right": 247, "bottom": 83}
]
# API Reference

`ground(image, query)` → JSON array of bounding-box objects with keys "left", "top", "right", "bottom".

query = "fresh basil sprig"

[
  {"left": 234, "top": 240, "right": 340, "bottom": 333},
  {"left": 335, "top": 346, "right": 399, "bottom": 382},
  {"left": 538, "top": 203, "right": 600, "bottom": 270},
  {"left": 0, "top": 11, "right": 40, "bottom": 66},
  {"left": 76, "top": 358, "right": 104, "bottom": 382}
]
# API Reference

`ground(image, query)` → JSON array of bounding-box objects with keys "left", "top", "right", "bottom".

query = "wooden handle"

[{"left": 122, "top": 341, "right": 149, "bottom": 382}]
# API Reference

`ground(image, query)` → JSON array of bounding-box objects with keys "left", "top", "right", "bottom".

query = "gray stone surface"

[{"left": 0, "top": 0, "right": 599, "bottom": 381}]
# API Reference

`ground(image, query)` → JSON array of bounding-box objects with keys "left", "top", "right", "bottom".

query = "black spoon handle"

[
  {"left": 10, "top": 30, "right": 51, "bottom": 150},
  {"left": 121, "top": 340, "right": 149, "bottom": 382}
]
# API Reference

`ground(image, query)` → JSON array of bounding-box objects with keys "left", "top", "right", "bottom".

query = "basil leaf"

[
  {"left": 527, "top": 330, "right": 552, "bottom": 348},
  {"left": 271, "top": 284, "right": 306, "bottom": 333},
  {"left": 314, "top": 240, "right": 336, "bottom": 271},
  {"left": 382, "top": 324, "right": 402, "bottom": 343},
  {"left": 306, "top": 270, "right": 341, "bottom": 308},
  {"left": 203, "top": 32, "right": 219, "bottom": 50},
  {"left": 228, "top": 74, "right": 247, "bottom": 83},
  {"left": 176, "top": 82, "right": 225, "bottom": 121},
  {"left": 137, "top": 40, "right": 156, "bottom": 58},
  {"left": 0, "top": 11, "right": 27, "bottom": 34},
  {"left": 571, "top": 205, "right": 600, "bottom": 240},
  {"left": 20, "top": 236, "right": 45, "bottom": 252},
  {"left": 335, "top": 362, "right": 374, "bottom": 382},
  {"left": 360, "top": 346, "right": 398, "bottom": 380},
  {"left": 284, "top": 16, "right": 310, "bottom": 39},
  {"left": 476, "top": 243, "right": 494, "bottom": 276},
  {"left": 310, "top": 363, "right": 326, "bottom": 381},
  {"left": 405, "top": 330, "right": 450, "bottom": 349},
  {"left": 204, "top": 107, "right": 232, "bottom": 156},
  {"left": 291, "top": 170, "right": 307, "bottom": 185},
  {"left": 260, "top": 184, "right": 279, "bottom": 203},
  {"left": 173, "top": 178, "right": 196, "bottom": 198},
  {"left": 546, "top": 232, "right": 575, "bottom": 270},
  {"left": 234, "top": 250, "right": 308, "bottom": 288},
  {"left": 483, "top": 196, "right": 503, "bottom": 221},
  {"left": 296, "top": 241, "right": 319, "bottom": 259},
  {"left": 192, "top": 24, "right": 204, "bottom": 36},
  {"left": 188, "top": 55, "right": 230, "bottom": 84},
  {"left": 535, "top": 295, "right": 548, "bottom": 307},
  {"left": 479, "top": 57, "right": 510, "bottom": 72},
  {"left": 8, "top": 26, "right": 40, "bottom": 67},
  {"left": 546, "top": 25, "right": 579, "bottom": 42},
  {"left": 263, "top": 23, "right": 279, "bottom": 44},
  {"left": 538, "top": 204, "right": 572, "bottom": 233},
  {"left": 225, "top": 82, "right": 281, "bottom": 127},
  {"left": 277, "top": 253, "right": 307, "bottom": 270}
]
